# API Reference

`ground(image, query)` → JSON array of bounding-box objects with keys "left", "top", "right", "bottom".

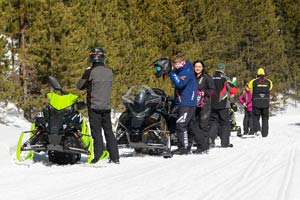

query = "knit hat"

[
  {"left": 216, "top": 63, "right": 226, "bottom": 72},
  {"left": 257, "top": 68, "right": 265, "bottom": 76}
]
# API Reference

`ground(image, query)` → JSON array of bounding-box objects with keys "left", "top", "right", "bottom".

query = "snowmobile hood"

[{"left": 47, "top": 92, "right": 78, "bottom": 110}]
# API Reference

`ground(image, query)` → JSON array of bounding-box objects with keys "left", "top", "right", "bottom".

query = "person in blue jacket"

[{"left": 168, "top": 53, "right": 199, "bottom": 155}]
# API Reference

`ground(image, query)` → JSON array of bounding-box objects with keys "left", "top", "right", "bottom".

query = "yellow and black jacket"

[{"left": 248, "top": 77, "right": 273, "bottom": 108}]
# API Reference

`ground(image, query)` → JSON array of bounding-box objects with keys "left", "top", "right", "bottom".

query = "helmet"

[
  {"left": 151, "top": 58, "right": 172, "bottom": 78},
  {"left": 90, "top": 47, "right": 105, "bottom": 64},
  {"left": 257, "top": 68, "right": 265, "bottom": 76}
]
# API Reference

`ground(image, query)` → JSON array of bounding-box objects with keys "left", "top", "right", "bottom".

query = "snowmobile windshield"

[
  {"left": 47, "top": 92, "right": 78, "bottom": 110},
  {"left": 122, "top": 85, "right": 161, "bottom": 117}
]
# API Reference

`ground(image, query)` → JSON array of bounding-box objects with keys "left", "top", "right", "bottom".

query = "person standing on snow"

[
  {"left": 239, "top": 81, "right": 254, "bottom": 135},
  {"left": 192, "top": 60, "right": 215, "bottom": 154},
  {"left": 209, "top": 63, "right": 237, "bottom": 148},
  {"left": 77, "top": 47, "right": 119, "bottom": 164},
  {"left": 168, "top": 53, "right": 199, "bottom": 155},
  {"left": 248, "top": 68, "right": 273, "bottom": 137}
]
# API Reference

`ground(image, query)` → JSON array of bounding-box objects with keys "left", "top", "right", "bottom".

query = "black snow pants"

[
  {"left": 88, "top": 108, "right": 119, "bottom": 161},
  {"left": 243, "top": 109, "right": 254, "bottom": 134},
  {"left": 252, "top": 106, "right": 269, "bottom": 137},
  {"left": 176, "top": 106, "right": 197, "bottom": 150},
  {"left": 208, "top": 108, "right": 231, "bottom": 147},
  {"left": 191, "top": 104, "right": 211, "bottom": 151}
]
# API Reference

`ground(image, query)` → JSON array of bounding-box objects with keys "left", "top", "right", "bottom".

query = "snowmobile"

[
  {"left": 229, "top": 102, "right": 242, "bottom": 136},
  {"left": 16, "top": 76, "right": 96, "bottom": 165},
  {"left": 116, "top": 85, "right": 176, "bottom": 158}
]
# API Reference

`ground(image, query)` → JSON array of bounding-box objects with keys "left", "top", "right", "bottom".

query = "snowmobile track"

[{"left": 276, "top": 144, "right": 298, "bottom": 200}]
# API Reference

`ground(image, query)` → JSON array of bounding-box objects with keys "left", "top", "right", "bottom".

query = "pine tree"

[
  {"left": 235, "top": 0, "right": 287, "bottom": 85},
  {"left": 0, "top": 0, "right": 35, "bottom": 110},
  {"left": 196, "top": 0, "right": 287, "bottom": 92},
  {"left": 0, "top": 0, "right": 298, "bottom": 120},
  {"left": 274, "top": 0, "right": 300, "bottom": 94}
]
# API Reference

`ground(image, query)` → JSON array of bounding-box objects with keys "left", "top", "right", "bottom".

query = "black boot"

[
  {"left": 90, "top": 157, "right": 100, "bottom": 164},
  {"left": 192, "top": 148, "right": 208, "bottom": 154},
  {"left": 248, "top": 130, "right": 255, "bottom": 135},
  {"left": 172, "top": 148, "right": 190, "bottom": 155},
  {"left": 221, "top": 143, "right": 233, "bottom": 148},
  {"left": 109, "top": 158, "right": 120, "bottom": 164}
]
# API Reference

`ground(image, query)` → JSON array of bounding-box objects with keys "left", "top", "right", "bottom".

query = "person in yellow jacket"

[{"left": 248, "top": 68, "right": 273, "bottom": 137}]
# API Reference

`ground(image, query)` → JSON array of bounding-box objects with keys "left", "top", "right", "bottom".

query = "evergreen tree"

[
  {"left": 0, "top": 0, "right": 298, "bottom": 120},
  {"left": 235, "top": 0, "right": 287, "bottom": 88},
  {"left": 274, "top": 0, "right": 300, "bottom": 94},
  {"left": 0, "top": 0, "right": 33, "bottom": 111},
  {"left": 196, "top": 0, "right": 287, "bottom": 91}
]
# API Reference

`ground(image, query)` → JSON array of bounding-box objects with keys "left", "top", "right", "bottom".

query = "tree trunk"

[{"left": 19, "top": 0, "right": 28, "bottom": 98}]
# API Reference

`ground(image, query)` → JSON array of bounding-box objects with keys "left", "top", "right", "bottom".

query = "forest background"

[{"left": 0, "top": 0, "right": 299, "bottom": 120}]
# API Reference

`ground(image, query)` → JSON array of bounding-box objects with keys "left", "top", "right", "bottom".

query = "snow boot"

[
  {"left": 172, "top": 148, "right": 190, "bottom": 155},
  {"left": 193, "top": 148, "right": 208, "bottom": 154}
]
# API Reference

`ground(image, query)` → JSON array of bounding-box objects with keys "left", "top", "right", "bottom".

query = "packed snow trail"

[{"left": 1, "top": 104, "right": 300, "bottom": 200}]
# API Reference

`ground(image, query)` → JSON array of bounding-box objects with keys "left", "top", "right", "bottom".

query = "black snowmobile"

[
  {"left": 16, "top": 76, "right": 94, "bottom": 165},
  {"left": 116, "top": 85, "right": 177, "bottom": 158}
]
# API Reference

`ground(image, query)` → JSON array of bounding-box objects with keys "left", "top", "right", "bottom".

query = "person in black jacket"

[
  {"left": 209, "top": 63, "right": 237, "bottom": 148},
  {"left": 192, "top": 60, "right": 215, "bottom": 154},
  {"left": 77, "top": 47, "right": 119, "bottom": 164},
  {"left": 248, "top": 68, "right": 273, "bottom": 137}
]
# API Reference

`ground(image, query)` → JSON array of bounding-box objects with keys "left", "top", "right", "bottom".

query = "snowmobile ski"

[
  {"left": 240, "top": 135, "right": 256, "bottom": 139},
  {"left": 87, "top": 150, "right": 109, "bottom": 164},
  {"left": 16, "top": 130, "right": 35, "bottom": 161},
  {"left": 14, "top": 159, "right": 34, "bottom": 167},
  {"left": 79, "top": 162, "right": 108, "bottom": 168}
]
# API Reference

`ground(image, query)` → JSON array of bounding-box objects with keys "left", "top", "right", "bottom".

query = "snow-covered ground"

[{"left": 0, "top": 100, "right": 300, "bottom": 200}]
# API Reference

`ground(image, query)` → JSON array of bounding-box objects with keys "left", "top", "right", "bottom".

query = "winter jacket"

[
  {"left": 248, "top": 77, "right": 273, "bottom": 108},
  {"left": 77, "top": 63, "right": 113, "bottom": 110},
  {"left": 196, "top": 72, "right": 215, "bottom": 107},
  {"left": 169, "top": 60, "right": 197, "bottom": 106},
  {"left": 211, "top": 71, "right": 238, "bottom": 109},
  {"left": 239, "top": 90, "right": 252, "bottom": 112}
]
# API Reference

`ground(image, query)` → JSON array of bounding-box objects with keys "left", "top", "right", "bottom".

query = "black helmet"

[
  {"left": 151, "top": 58, "right": 172, "bottom": 78},
  {"left": 90, "top": 47, "right": 105, "bottom": 64}
]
